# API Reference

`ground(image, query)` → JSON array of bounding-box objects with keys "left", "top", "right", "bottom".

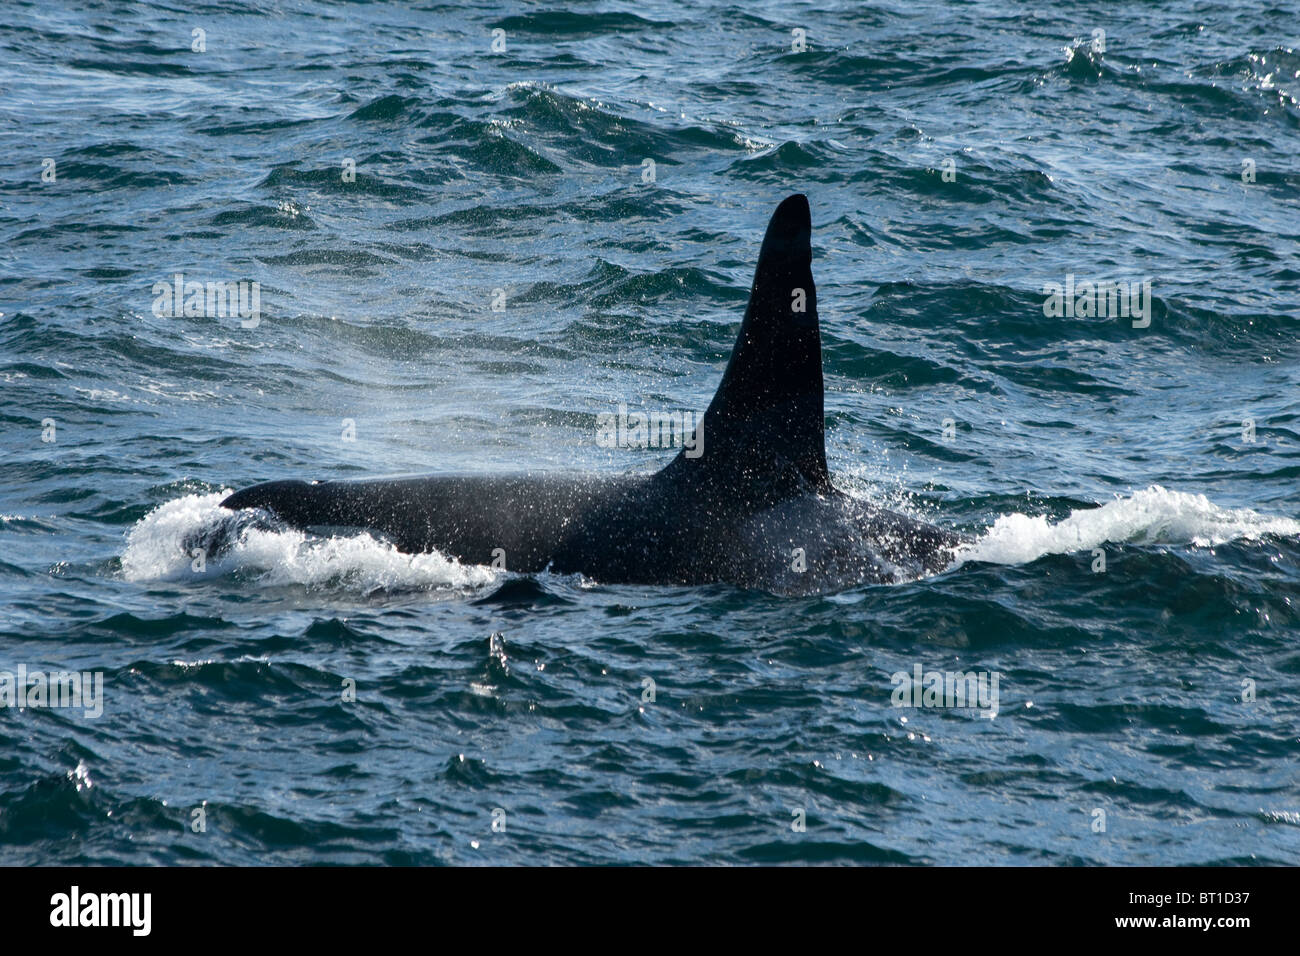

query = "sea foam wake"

[
  {"left": 122, "top": 486, "right": 1299, "bottom": 591},
  {"left": 955, "top": 485, "right": 1300, "bottom": 568},
  {"left": 121, "top": 492, "right": 499, "bottom": 593}
]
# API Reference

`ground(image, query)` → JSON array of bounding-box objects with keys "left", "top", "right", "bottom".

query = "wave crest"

[
  {"left": 121, "top": 493, "right": 499, "bottom": 594},
  {"left": 957, "top": 485, "right": 1300, "bottom": 567}
]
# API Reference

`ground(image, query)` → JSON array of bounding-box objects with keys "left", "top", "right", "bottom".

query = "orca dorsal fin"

[{"left": 666, "top": 194, "right": 830, "bottom": 495}]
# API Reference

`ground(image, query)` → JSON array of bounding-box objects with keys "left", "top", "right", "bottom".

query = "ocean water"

[{"left": 2, "top": 0, "right": 1299, "bottom": 865}]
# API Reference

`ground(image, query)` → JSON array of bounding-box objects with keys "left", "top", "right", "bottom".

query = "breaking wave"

[
  {"left": 121, "top": 492, "right": 500, "bottom": 593},
  {"left": 956, "top": 485, "right": 1300, "bottom": 568}
]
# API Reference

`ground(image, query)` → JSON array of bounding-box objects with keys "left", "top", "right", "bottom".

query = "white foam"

[
  {"left": 956, "top": 485, "right": 1300, "bottom": 567},
  {"left": 122, "top": 492, "right": 500, "bottom": 593}
]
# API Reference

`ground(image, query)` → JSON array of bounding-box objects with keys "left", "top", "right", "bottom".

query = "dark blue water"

[{"left": 2, "top": 0, "right": 1299, "bottom": 864}]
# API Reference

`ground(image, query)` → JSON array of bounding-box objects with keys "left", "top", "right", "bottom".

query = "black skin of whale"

[{"left": 221, "top": 194, "right": 962, "bottom": 593}]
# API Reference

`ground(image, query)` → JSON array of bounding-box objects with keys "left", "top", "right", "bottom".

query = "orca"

[{"left": 220, "top": 194, "right": 961, "bottom": 593}]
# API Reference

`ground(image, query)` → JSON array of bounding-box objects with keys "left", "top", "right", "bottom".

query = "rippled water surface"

[{"left": 2, "top": 1, "right": 1299, "bottom": 864}]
